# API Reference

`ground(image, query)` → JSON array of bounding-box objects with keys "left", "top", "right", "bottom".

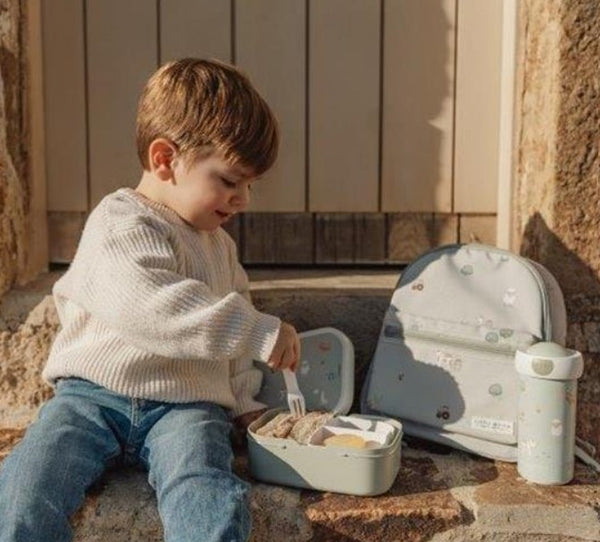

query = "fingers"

[
  {"left": 268, "top": 346, "right": 296, "bottom": 371},
  {"left": 288, "top": 333, "right": 301, "bottom": 372},
  {"left": 281, "top": 345, "right": 296, "bottom": 370},
  {"left": 267, "top": 346, "right": 283, "bottom": 370},
  {"left": 267, "top": 322, "right": 301, "bottom": 371}
]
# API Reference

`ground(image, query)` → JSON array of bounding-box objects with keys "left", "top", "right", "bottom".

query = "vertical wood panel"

[
  {"left": 382, "top": 0, "right": 456, "bottom": 212},
  {"left": 160, "top": 0, "right": 231, "bottom": 63},
  {"left": 87, "top": 1, "right": 157, "bottom": 207},
  {"left": 48, "top": 212, "right": 87, "bottom": 263},
  {"left": 26, "top": 0, "right": 48, "bottom": 276},
  {"left": 309, "top": 0, "right": 380, "bottom": 212},
  {"left": 459, "top": 215, "right": 497, "bottom": 245},
  {"left": 42, "top": 0, "right": 87, "bottom": 211},
  {"left": 243, "top": 214, "right": 314, "bottom": 264},
  {"left": 454, "top": 0, "right": 503, "bottom": 213},
  {"left": 236, "top": 0, "right": 306, "bottom": 212},
  {"left": 315, "top": 214, "right": 385, "bottom": 263},
  {"left": 387, "top": 213, "right": 458, "bottom": 263}
]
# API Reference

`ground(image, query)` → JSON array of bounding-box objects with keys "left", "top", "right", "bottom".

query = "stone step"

[{"left": 1, "top": 270, "right": 599, "bottom": 541}]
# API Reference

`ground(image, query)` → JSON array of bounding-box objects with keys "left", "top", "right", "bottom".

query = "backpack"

[{"left": 361, "top": 243, "right": 567, "bottom": 461}]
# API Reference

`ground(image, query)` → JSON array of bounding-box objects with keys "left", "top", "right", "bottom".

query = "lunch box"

[{"left": 248, "top": 328, "right": 403, "bottom": 496}]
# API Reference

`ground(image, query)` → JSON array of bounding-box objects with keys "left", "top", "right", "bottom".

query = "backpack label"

[{"left": 471, "top": 416, "right": 515, "bottom": 436}]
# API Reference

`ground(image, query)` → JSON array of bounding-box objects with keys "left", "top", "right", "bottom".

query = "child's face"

[{"left": 166, "top": 153, "right": 255, "bottom": 231}]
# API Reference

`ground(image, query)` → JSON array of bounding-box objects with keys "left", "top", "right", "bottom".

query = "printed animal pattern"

[{"left": 257, "top": 334, "right": 345, "bottom": 412}]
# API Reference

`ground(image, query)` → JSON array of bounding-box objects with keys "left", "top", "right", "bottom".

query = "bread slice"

[
  {"left": 254, "top": 410, "right": 333, "bottom": 444},
  {"left": 255, "top": 412, "right": 296, "bottom": 439},
  {"left": 288, "top": 411, "right": 333, "bottom": 444}
]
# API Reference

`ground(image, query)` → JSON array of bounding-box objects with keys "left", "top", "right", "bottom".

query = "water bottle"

[{"left": 515, "top": 342, "right": 583, "bottom": 485}]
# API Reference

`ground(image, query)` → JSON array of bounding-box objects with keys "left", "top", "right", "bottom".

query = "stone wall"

[
  {"left": 0, "top": 0, "right": 28, "bottom": 298},
  {"left": 515, "top": 0, "right": 600, "bottom": 455},
  {"left": 0, "top": 0, "right": 45, "bottom": 299}
]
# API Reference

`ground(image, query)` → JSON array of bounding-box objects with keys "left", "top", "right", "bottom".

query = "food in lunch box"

[
  {"left": 255, "top": 412, "right": 296, "bottom": 439},
  {"left": 323, "top": 434, "right": 367, "bottom": 449},
  {"left": 255, "top": 411, "right": 333, "bottom": 444},
  {"left": 289, "top": 411, "right": 333, "bottom": 444}
]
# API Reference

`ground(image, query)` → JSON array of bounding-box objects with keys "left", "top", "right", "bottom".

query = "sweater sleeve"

[
  {"left": 58, "top": 218, "right": 281, "bottom": 363},
  {"left": 231, "top": 247, "right": 252, "bottom": 303}
]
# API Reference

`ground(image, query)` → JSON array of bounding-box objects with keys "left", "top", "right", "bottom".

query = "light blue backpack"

[{"left": 361, "top": 243, "right": 567, "bottom": 461}]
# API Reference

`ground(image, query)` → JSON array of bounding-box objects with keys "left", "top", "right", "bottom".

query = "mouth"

[{"left": 216, "top": 210, "right": 234, "bottom": 221}]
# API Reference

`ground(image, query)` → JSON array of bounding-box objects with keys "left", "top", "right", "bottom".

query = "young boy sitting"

[{"left": 0, "top": 58, "right": 300, "bottom": 542}]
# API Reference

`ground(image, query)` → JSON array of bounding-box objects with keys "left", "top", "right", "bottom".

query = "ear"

[{"left": 148, "top": 139, "right": 177, "bottom": 181}]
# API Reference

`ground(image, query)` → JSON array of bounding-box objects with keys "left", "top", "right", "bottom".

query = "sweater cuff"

[{"left": 248, "top": 311, "right": 282, "bottom": 363}]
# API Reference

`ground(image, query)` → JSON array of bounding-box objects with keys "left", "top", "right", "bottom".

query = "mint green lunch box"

[{"left": 248, "top": 328, "right": 403, "bottom": 496}]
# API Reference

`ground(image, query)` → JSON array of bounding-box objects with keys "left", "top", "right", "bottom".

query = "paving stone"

[{"left": 473, "top": 461, "right": 600, "bottom": 540}]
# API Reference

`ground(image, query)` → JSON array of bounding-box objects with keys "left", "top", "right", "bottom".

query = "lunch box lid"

[{"left": 254, "top": 327, "right": 355, "bottom": 415}]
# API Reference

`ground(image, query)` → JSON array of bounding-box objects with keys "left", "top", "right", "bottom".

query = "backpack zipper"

[
  {"left": 397, "top": 243, "right": 552, "bottom": 342},
  {"left": 389, "top": 326, "right": 533, "bottom": 356}
]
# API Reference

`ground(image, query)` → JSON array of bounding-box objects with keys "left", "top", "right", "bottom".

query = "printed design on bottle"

[
  {"left": 565, "top": 388, "right": 576, "bottom": 406},
  {"left": 460, "top": 264, "right": 474, "bottom": 276},
  {"left": 550, "top": 419, "right": 563, "bottom": 437},
  {"left": 532, "top": 357, "right": 554, "bottom": 376},
  {"left": 503, "top": 287, "right": 517, "bottom": 306},
  {"left": 499, "top": 328, "right": 514, "bottom": 338},
  {"left": 519, "top": 380, "right": 526, "bottom": 392},
  {"left": 520, "top": 438, "right": 537, "bottom": 456},
  {"left": 411, "top": 280, "right": 425, "bottom": 292},
  {"left": 436, "top": 405, "right": 450, "bottom": 420}
]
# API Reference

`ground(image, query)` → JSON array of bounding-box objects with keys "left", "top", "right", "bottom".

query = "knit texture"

[{"left": 43, "top": 188, "right": 281, "bottom": 417}]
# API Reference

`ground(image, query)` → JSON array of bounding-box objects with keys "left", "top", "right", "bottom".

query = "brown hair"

[{"left": 136, "top": 58, "right": 279, "bottom": 175}]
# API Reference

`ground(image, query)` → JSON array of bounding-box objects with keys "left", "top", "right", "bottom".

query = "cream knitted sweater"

[{"left": 43, "top": 188, "right": 281, "bottom": 417}]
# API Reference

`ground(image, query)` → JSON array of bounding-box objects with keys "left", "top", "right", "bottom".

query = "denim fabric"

[{"left": 0, "top": 378, "right": 250, "bottom": 542}]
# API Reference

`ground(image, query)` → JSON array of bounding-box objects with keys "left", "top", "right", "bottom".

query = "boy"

[{"left": 0, "top": 58, "right": 300, "bottom": 542}]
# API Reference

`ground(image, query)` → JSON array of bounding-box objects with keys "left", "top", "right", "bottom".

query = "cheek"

[{"left": 181, "top": 187, "right": 221, "bottom": 214}]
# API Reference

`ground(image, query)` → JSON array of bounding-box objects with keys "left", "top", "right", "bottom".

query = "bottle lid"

[{"left": 515, "top": 341, "right": 583, "bottom": 380}]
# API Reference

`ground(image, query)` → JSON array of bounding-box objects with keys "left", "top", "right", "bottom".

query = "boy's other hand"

[{"left": 268, "top": 322, "right": 300, "bottom": 371}]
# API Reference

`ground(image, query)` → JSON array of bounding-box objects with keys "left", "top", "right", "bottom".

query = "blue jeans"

[{"left": 0, "top": 378, "right": 250, "bottom": 542}]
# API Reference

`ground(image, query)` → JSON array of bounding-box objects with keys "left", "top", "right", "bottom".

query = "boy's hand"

[{"left": 268, "top": 322, "right": 300, "bottom": 371}]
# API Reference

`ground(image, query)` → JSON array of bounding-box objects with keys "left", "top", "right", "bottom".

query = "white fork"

[{"left": 282, "top": 368, "right": 306, "bottom": 418}]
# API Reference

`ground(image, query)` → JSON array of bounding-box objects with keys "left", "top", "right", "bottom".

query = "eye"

[{"left": 220, "top": 176, "right": 237, "bottom": 188}]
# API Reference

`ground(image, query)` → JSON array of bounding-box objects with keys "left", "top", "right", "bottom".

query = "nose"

[{"left": 231, "top": 183, "right": 251, "bottom": 210}]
